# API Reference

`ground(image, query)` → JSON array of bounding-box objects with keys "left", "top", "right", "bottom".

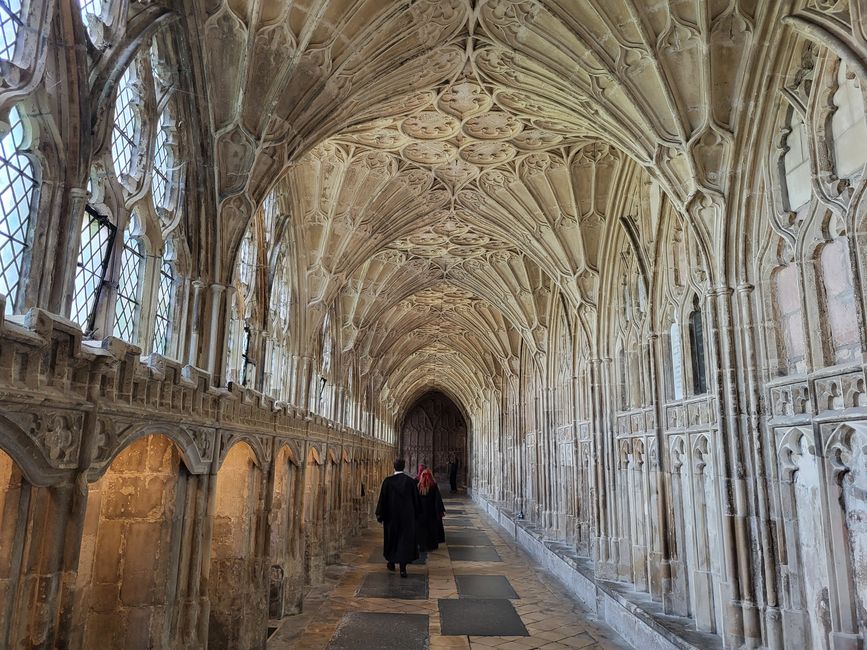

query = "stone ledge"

[{"left": 471, "top": 492, "right": 722, "bottom": 650}]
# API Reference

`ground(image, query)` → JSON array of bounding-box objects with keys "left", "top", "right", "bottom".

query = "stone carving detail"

[{"left": 4, "top": 410, "right": 81, "bottom": 469}]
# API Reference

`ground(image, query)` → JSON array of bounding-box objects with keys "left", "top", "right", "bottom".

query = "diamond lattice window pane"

[
  {"left": 71, "top": 208, "right": 114, "bottom": 331},
  {"left": 78, "top": 0, "right": 104, "bottom": 44},
  {"left": 111, "top": 64, "right": 141, "bottom": 180},
  {"left": 0, "top": 105, "right": 37, "bottom": 315},
  {"left": 152, "top": 110, "right": 171, "bottom": 210},
  {"left": 0, "top": 0, "right": 22, "bottom": 63},
  {"left": 152, "top": 260, "right": 173, "bottom": 355},
  {"left": 114, "top": 227, "right": 143, "bottom": 342}
]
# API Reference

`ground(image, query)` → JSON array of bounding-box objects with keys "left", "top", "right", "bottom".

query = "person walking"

[
  {"left": 415, "top": 467, "right": 446, "bottom": 551},
  {"left": 447, "top": 453, "right": 459, "bottom": 493},
  {"left": 375, "top": 458, "right": 420, "bottom": 577}
]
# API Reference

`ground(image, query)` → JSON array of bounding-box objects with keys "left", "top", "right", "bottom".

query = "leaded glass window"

[
  {"left": 71, "top": 206, "right": 115, "bottom": 332},
  {"left": 111, "top": 63, "right": 141, "bottom": 180},
  {"left": 114, "top": 222, "right": 143, "bottom": 342},
  {"left": 240, "top": 325, "right": 252, "bottom": 386},
  {"left": 152, "top": 110, "right": 171, "bottom": 210},
  {"left": 78, "top": 0, "right": 104, "bottom": 44},
  {"left": 152, "top": 260, "right": 173, "bottom": 355},
  {"left": 0, "top": 0, "right": 21, "bottom": 63},
  {"left": 0, "top": 105, "right": 37, "bottom": 315}
]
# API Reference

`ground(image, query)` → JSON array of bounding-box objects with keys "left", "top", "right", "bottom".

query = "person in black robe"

[
  {"left": 415, "top": 468, "right": 445, "bottom": 551},
  {"left": 375, "top": 458, "right": 420, "bottom": 577},
  {"left": 447, "top": 453, "right": 459, "bottom": 493}
]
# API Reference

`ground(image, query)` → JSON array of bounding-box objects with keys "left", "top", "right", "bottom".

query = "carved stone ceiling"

[{"left": 196, "top": 0, "right": 759, "bottom": 410}]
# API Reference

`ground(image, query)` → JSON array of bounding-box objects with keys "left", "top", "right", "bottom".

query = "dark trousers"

[{"left": 449, "top": 474, "right": 457, "bottom": 492}]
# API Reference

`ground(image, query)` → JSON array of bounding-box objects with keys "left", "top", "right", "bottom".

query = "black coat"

[
  {"left": 375, "top": 473, "right": 421, "bottom": 564},
  {"left": 416, "top": 483, "right": 446, "bottom": 551}
]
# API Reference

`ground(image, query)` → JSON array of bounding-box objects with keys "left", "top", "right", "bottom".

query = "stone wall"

[{"left": 0, "top": 309, "right": 393, "bottom": 649}]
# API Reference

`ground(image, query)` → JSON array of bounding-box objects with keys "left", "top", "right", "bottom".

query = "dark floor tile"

[
  {"left": 446, "top": 530, "right": 493, "bottom": 546},
  {"left": 448, "top": 546, "right": 501, "bottom": 562},
  {"left": 327, "top": 612, "right": 429, "bottom": 649},
  {"left": 438, "top": 598, "right": 528, "bottom": 636},
  {"left": 455, "top": 574, "right": 519, "bottom": 599},
  {"left": 356, "top": 572, "right": 428, "bottom": 599},
  {"left": 367, "top": 549, "right": 427, "bottom": 565},
  {"left": 443, "top": 517, "right": 474, "bottom": 527}
]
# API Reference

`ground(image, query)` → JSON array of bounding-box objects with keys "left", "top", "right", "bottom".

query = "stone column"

[
  {"left": 708, "top": 284, "right": 751, "bottom": 648},
  {"left": 187, "top": 280, "right": 205, "bottom": 368},
  {"left": 59, "top": 188, "right": 90, "bottom": 318},
  {"left": 206, "top": 284, "right": 227, "bottom": 383}
]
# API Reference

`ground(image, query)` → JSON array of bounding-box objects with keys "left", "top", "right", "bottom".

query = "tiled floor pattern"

[{"left": 268, "top": 495, "right": 630, "bottom": 649}]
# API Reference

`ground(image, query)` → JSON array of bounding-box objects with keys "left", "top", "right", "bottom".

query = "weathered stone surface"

[{"left": 0, "top": 1, "right": 867, "bottom": 649}]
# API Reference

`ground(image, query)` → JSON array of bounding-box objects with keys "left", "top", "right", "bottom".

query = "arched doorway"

[{"left": 400, "top": 391, "right": 467, "bottom": 489}]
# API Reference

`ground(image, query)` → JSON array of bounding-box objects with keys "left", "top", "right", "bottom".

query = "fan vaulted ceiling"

[{"left": 195, "top": 0, "right": 759, "bottom": 412}]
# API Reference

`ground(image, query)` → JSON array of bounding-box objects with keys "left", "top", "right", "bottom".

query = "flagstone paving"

[{"left": 268, "top": 496, "right": 630, "bottom": 650}]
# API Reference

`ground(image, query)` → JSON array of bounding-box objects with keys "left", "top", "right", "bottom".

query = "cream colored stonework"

[{"left": 0, "top": 1, "right": 866, "bottom": 649}]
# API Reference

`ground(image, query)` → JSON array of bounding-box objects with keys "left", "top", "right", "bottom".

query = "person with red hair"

[{"left": 415, "top": 467, "right": 445, "bottom": 551}]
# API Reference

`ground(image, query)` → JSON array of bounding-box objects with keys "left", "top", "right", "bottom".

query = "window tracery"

[
  {"left": 152, "top": 259, "right": 174, "bottom": 355},
  {"left": 71, "top": 204, "right": 115, "bottom": 332},
  {"left": 0, "top": 105, "right": 37, "bottom": 315},
  {"left": 830, "top": 61, "right": 867, "bottom": 178},
  {"left": 819, "top": 236, "right": 860, "bottom": 364},
  {"left": 0, "top": 0, "right": 22, "bottom": 62},
  {"left": 151, "top": 109, "right": 172, "bottom": 211},
  {"left": 771, "top": 259, "right": 807, "bottom": 375},
  {"left": 782, "top": 108, "right": 811, "bottom": 211},
  {"left": 111, "top": 62, "right": 143, "bottom": 183},
  {"left": 113, "top": 217, "right": 143, "bottom": 343}
]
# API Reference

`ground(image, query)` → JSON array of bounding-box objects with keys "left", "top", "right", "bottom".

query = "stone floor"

[{"left": 268, "top": 495, "right": 631, "bottom": 649}]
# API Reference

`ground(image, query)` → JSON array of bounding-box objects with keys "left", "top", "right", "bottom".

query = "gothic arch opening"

[
  {"left": 76, "top": 434, "right": 189, "bottom": 649},
  {"left": 399, "top": 391, "right": 468, "bottom": 490}
]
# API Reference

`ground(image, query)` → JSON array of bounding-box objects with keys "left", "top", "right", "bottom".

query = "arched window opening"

[
  {"left": 71, "top": 205, "right": 116, "bottom": 332},
  {"left": 688, "top": 297, "right": 708, "bottom": 395},
  {"left": 111, "top": 62, "right": 142, "bottom": 182},
  {"left": 0, "top": 0, "right": 22, "bottom": 62},
  {"left": 152, "top": 260, "right": 174, "bottom": 355},
  {"left": 772, "top": 263, "right": 807, "bottom": 375},
  {"left": 0, "top": 105, "right": 37, "bottom": 315},
  {"left": 113, "top": 219, "right": 144, "bottom": 343},
  {"left": 782, "top": 108, "right": 811, "bottom": 211},
  {"left": 830, "top": 61, "right": 867, "bottom": 178},
  {"left": 820, "top": 237, "right": 860, "bottom": 363}
]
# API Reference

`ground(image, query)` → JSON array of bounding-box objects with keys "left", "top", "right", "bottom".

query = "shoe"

[
  {"left": 400, "top": 570, "right": 408, "bottom": 578},
  {"left": 386, "top": 562, "right": 395, "bottom": 571}
]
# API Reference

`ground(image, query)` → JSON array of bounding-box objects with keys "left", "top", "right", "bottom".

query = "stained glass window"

[
  {"left": 0, "top": 105, "right": 37, "bottom": 315},
  {"left": 71, "top": 206, "right": 115, "bottom": 331},
  {"left": 111, "top": 63, "right": 141, "bottom": 180},
  {"left": 0, "top": 0, "right": 22, "bottom": 63},
  {"left": 114, "top": 221, "right": 143, "bottom": 342},
  {"left": 152, "top": 260, "right": 173, "bottom": 354}
]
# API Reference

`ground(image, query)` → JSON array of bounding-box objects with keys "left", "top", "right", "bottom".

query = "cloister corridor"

[
  {"left": 269, "top": 495, "right": 629, "bottom": 650},
  {"left": 2, "top": 0, "right": 867, "bottom": 648}
]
